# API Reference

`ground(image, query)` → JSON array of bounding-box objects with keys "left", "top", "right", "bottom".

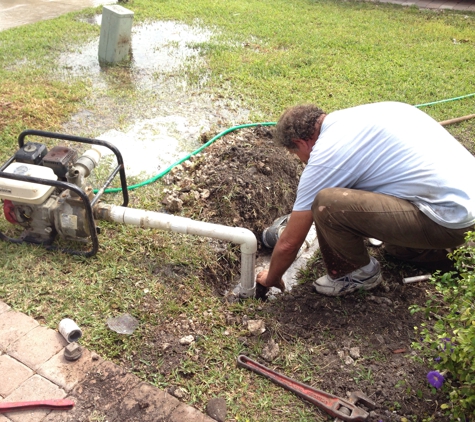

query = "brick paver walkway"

[{"left": 0, "top": 300, "right": 213, "bottom": 422}]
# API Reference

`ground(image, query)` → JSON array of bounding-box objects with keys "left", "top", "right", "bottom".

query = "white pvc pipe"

[
  {"left": 95, "top": 204, "right": 257, "bottom": 298},
  {"left": 402, "top": 274, "right": 431, "bottom": 284}
]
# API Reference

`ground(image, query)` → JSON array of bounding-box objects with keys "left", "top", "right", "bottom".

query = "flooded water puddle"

[
  {"left": 58, "top": 19, "right": 248, "bottom": 178},
  {"left": 59, "top": 20, "right": 214, "bottom": 89},
  {"left": 97, "top": 115, "right": 206, "bottom": 178}
]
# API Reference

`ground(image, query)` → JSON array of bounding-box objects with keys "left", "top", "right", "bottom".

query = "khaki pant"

[{"left": 311, "top": 188, "right": 473, "bottom": 278}]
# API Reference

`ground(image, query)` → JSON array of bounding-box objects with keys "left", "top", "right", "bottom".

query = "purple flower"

[
  {"left": 434, "top": 357, "right": 441, "bottom": 362},
  {"left": 440, "top": 338, "right": 455, "bottom": 353},
  {"left": 427, "top": 370, "right": 445, "bottom": 389}
]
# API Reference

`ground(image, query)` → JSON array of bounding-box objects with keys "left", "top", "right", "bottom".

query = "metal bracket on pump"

[{"left": 0, "top": 129, "right": 129, "bottom": 257}]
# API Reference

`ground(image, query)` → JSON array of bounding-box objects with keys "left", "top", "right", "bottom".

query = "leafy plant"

[{"left": 412, "top": 231, "right": 475, "bottom": 418}]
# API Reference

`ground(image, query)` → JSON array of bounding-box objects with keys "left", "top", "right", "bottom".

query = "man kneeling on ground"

[{"left": 256, "top": 102, "right": 475, "bottom": 296}]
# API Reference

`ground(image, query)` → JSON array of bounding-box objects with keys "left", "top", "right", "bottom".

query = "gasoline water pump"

[{"left": 0, "top": 130, "right": 128, "bottom": 257}]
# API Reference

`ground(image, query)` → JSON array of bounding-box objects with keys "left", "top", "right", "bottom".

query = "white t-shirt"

[{"left": 293, "top": 102, "right": 475, "bottom": 229}]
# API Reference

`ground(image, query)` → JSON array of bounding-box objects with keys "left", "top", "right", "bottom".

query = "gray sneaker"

[{"left": 313, "top": 257, "right": 382, "bottom": 297}]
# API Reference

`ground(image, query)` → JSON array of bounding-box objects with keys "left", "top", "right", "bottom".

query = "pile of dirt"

[
  {"left": 141, "top": 126, "right": 448, "bottom": 420},
  {"left": 162, "top": 125, "right": 304, "bottom": 240}
]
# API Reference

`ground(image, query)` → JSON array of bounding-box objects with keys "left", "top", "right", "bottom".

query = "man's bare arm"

[{"left": 256, "top": 210, "right": 314, "bottom": 289}]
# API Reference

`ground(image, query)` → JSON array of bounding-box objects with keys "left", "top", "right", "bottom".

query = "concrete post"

[{"left": 98, "top": 5, "right": 134, "bottom": 65}]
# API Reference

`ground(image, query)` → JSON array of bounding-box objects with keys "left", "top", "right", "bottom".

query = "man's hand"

[{"left": 256, "top": 269, "right": 286, "bottom": 291}]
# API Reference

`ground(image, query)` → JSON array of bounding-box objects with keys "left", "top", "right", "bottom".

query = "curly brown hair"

[{"left": 274, "top": 104, "right": 326, "bottom": 149}]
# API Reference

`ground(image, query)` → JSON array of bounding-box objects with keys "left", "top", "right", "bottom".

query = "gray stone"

[
  {"left": 349, "top": 347, "right": 360, "bottom": 359},
  {"left": 344, "top": 356, "right": 355, "bottom": 365},
  {"left": 179, "top": 335, "right": 194, "bottom": 345},
  {"left": 206, "top": 397, "right": 227, "bottom": 422},
  {"left": 247, "top": 320, "right": 265, "bottom": 336},
  {"left": 261, "top": 338, "right": 280, "bottom": 362}
]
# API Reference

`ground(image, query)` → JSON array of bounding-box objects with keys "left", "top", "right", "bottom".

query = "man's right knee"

[
  {"left": 311, "top": 188, "right": 338, "bottom": 224},
  {"left": 312, "top": 188, "right": 336, "bottom": 208}
]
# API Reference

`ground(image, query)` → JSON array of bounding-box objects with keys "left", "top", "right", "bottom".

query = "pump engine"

[{"left": 0, "top": 130, "right": 128, "bottom": 256}]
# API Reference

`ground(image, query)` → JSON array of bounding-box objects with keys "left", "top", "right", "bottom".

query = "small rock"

[
  {"left": 344, "top": 356, "right": 355, "bottom": 365},
  {"left": 179, "top": 335, "right": 195, "bottom": 345},
  {"left": 91, "top": 352, "right": 100, "bottom": 361},
  {"left": 171, "top": 387, "right": 187, "bottom": 399},
  {"left": 161, "top": 194, "right": 173, "bottom": 205},
  {"left": 162, "top": 343, "right": 172, "bottom": 351},
  {"left": 337, "top": 350, "right": 345, "bottom": 359},
  {"left": 206, "top": 397, "right": 227, "bottom": 422},
  {"left": 247, "top": 319, "right": 266, "bottom": 336},
  {"left": 165, "top": 197, "right": 183, "bottom": 212},
  {"left": 349, "top": 347, "right": 360, "bottom": 359},
  {"left": 261, "top": 338, "right": 280, "bottom": 362},
  {"left": 182, "top": 160, "right": 193, "bottom": 169}
]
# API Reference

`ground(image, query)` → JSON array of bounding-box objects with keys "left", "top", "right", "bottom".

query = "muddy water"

[
  {"left": 3, "top": 3, "right": 249, "bottom": 178},
  {"left": 0, "top": 0, "right": 116, "bottom": 31},
  {"left": 58, "top": 19, "right": 249, "bottom": 178}
]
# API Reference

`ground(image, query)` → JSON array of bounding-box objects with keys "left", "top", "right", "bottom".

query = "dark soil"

[{"left": 136, "top": 126, "right": 454, "bottom": 421}]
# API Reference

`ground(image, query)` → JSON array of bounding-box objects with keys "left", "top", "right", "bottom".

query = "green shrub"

[{"left": 412, "top": 231, "right": 475, "bottom": 419}]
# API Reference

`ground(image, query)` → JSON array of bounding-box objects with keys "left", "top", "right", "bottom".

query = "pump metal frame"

[{"left": 0, "top": 130, "right": 129, "bottom": 257}]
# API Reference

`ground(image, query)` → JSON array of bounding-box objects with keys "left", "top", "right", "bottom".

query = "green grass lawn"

[{"left": 0, "top": 0, "right": 474, "bottom": 420}]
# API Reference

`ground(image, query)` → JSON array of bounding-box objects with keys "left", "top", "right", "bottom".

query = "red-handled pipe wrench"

[
  {"left": 237, "top": 355, "right": 375, "bottom": 422},
  {"left": 0, "top": 399, "right": 74, "bottom": 413}
]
